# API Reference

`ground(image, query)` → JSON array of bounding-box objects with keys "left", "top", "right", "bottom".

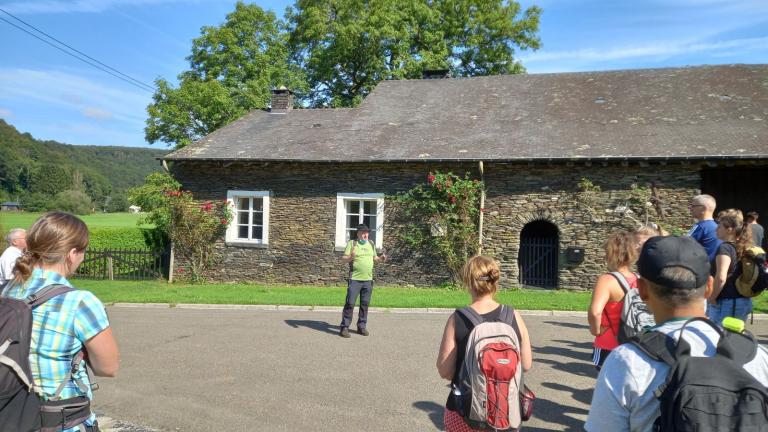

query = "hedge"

[{"left": 88, "top": 227, "right": 159, "bottom": 250}]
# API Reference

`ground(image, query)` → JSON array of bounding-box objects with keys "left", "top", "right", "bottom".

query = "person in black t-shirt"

[
  {"left": 707, "top": 209, "right": 754, "bottom": 324},
  {"left": 435, "top": 255, "right": 532, "bottom": 432},
  {"left": 746, "top": 211, "right": 765, "bottom": 249}
]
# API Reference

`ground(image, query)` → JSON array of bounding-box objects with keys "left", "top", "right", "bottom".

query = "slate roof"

[{"left": 165, "top": 64, "right": 768, "bottom": 162}]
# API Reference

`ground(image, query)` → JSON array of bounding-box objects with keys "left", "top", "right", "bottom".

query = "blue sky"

[{"left": 1, "top": 0, "right": 766, "bottom": 149}]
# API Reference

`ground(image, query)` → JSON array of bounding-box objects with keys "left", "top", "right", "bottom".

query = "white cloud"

[
  {"left": 521, "top": 36, "right": 768, "bottom": 64},
  {"left": 0, "top": 108, "right": 12, "bottom": 118},
  {"left": 0, "top": 68, "right": 150, "bottom": 124},
  {"left": 1, "top": 0, "right": 227, "bottom": 15},
  {"left": 83, "top": 107, "right": 113, "bottom": 120}
]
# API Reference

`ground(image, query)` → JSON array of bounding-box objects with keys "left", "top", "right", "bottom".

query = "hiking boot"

[
  {"left": 357, "top": 327, "right": 369, "bottom": 336},
  {"left": 339, "top": 327, "right": 351, "bottom": 338}
]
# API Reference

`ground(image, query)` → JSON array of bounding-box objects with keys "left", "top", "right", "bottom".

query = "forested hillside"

[{"left": 0, "top": 119, "right": 168, "bottom": 212}]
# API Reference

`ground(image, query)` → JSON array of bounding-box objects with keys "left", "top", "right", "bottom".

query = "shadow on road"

[
  {"left": 284, "top": 319, "right": 339, "bottom": 336},
  {"left": 412, "top": 401, "right": 444, "bottom": 430},
  {"left": 542, "top": 382, "right": 593, "bottom": 405},
  {"left": 526, "top": 397, "right": 589, "bottom": 431},
  {"left": 543, "top": 320, "right": 589, "bottom": 330},
  {"left": 533, "top": 339, "right": 596, "bottom": 378}
]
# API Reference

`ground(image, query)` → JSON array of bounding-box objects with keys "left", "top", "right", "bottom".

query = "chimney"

[
  {"left": 270, "top": 87, "right": 293, "bottom": 113},
  {"left": 422, "top": 69, "right": 451, "bottom": 79}
]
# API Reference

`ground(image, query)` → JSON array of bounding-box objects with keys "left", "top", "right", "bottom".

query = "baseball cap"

[
  {"left": 638, "top": 236, "right": 710, "bottom": 289},
  {"left": 356, "top": 224, "right": 370, "bottom": 232}
]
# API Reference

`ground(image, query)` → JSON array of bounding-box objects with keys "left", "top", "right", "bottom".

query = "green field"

[
  {"left": 76, "top": 279, "right": 595, "bottom": 310},
  {"left": 0, "top": 212, "right": 149, "bottom": 230}
]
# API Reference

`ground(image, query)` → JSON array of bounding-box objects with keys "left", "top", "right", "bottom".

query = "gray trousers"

[{"left": 340, "top": 280, "right": 373, "bottom": 329}]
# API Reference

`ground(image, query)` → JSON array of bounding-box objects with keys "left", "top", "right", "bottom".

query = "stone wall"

[
  {"left": 482, "top": 163, "right": 700, "bottom": 290},
  {"left": 171, "top": 161, "right": 476, "bottom": 286},
  {"left": 172, "top": 161, "right": 702, "bottom": 289}
]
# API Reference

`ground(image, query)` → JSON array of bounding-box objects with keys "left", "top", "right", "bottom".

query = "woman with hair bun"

[
  {"left": 3, "top": 211, "right": 119, "bottom": 432},
  {"left": 707, "top": 208, "right": 754, "bottom": 324},
  {"left": 436, "top": 255, "right": 532, "bottom": 431}
]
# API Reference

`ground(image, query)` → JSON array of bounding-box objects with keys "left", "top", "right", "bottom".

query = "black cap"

[
  {"left": 638, "top": 236, "right": 710, "bottom": 289},
  {"left": 356, "top": 224, "right": 370, "bottom": 232}
]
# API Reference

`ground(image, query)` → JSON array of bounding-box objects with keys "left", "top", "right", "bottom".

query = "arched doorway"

[{"left": 518, "top": 220, "right": 559, "bottom": 288}]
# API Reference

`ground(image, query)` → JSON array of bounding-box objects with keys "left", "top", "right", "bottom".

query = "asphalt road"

[{"left": 92, "top": 306, "right": 768, "bottom": 432}]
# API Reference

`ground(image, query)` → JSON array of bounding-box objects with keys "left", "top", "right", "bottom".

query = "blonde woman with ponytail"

[
  {"left": 3, "top": 211, "right": 119, "bottom": 432},
  {"left": 707, "top": 208, "right": 754, "bottom": 324},
  {"left": 436, "top": 256, "right": 532, "bottom": 432}
]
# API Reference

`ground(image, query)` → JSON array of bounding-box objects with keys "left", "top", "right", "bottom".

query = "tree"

[
  {"left": 287, "top": 0, "right": 541, "bottom": 107},
  {"left": 127, "top": 172, "right": 181, "bottom": 232},
  {"left": 52, "top": 190, "right": 93, "bottom": 215},
  {"left": 286, "top": 0, "right": 447, "bottom": 107},
  {"left": 145, "top": 2, "right": 306, "bottom": 148}
]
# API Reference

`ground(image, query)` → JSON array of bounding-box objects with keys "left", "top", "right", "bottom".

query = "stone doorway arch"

[{"left": 518, "top": 220, "right": 559, "bottom": 288}]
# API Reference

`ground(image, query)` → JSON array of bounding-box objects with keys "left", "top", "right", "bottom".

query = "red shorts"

[{"left": 444, "top": 408, "right": 482, "bottom": 432}]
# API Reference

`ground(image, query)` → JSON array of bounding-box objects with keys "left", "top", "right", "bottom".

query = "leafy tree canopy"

[
  {"left": 146, "top": 0, "right": 540, "bottom": 148},
  {"left": 145, "top": 1, "right": 307, "bottom": 148},
  {"left": 287, "top": 0, "right": 541, "bottom": 107}
]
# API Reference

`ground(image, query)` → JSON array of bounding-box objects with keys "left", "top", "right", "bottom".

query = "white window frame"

[
  {"left": 335, "top": 193, "right": 385, "bottom": 250},
  {"left": 226, "top": 190, "right": 270, "bottom": 246}
]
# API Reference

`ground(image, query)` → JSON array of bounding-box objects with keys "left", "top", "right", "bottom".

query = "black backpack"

[
  {"left": 631, "top": 317, "right": 768, "bottom": 432},
  {"left": 0, "top": 284, "right": 94, "bottom": 432}
]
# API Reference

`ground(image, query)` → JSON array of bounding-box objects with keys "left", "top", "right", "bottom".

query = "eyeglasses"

[{"left": 689, "top": 204, "right": 704, "bottom": 209}]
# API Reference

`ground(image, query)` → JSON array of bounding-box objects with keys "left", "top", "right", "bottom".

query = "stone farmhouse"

[{"left": 163, "top": 64, "right": 768, "bottom": 290}]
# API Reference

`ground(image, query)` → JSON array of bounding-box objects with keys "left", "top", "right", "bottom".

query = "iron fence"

[{"left": 75, "top": 248, "right": 166, "bottom": 280}]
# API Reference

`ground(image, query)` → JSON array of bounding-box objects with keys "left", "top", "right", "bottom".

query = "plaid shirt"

[{"left": 3, "top": 268, "right": 110, "bottom": 430}]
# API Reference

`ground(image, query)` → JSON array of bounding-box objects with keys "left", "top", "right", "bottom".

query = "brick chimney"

[
  {"left": 270, "top": 87, "right": 293, "bottom": 113},
  {"left": 422, "top": 69, "right": 451, "bottom": 79}
]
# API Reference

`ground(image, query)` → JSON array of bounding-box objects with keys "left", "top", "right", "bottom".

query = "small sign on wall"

[{"left": 565, "top": 246, "right": 585, "bottom": 264}]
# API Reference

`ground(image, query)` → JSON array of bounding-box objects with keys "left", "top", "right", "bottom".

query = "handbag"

[{"left": 520, "top": 384, "right": 535, "bottom": 421}]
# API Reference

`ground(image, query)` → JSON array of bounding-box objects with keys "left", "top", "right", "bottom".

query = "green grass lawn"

[
  {"left": 73, "top": 279, "right": 768, "bottom": 313},
  {"left": 76, "top": 279, "right": 593, "bottom": 310},
  {"left": 0, "top": 212, "right": 150, "bottom": 230}
]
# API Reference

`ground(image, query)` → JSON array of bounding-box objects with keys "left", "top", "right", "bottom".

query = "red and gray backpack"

[
  {"left": 452, "top": 305, "right": 532, "bottom": 431},
  {"left": 0, "top": 284, "right": 94, "bottom": 432}
]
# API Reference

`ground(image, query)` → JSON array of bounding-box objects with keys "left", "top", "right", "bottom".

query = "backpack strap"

[
  {"left": 347, "top": 240, "right": 357, "bottom": 279},
  {"left": 23, "top": 284, "right": 94, "bottom": 400},
  {"left": 27, "top": 283, "right": 75, "bottom": 308},
  {"left": 456, "top": 306, "right": 483, "bottom": 328},
  {"left": 456, "top": 305, "right": 522, "bottom": 343},
  {"left": 50, "top": 350, "right": 91, "bottom": 401},
  {"left": 500, "top": 305, "right": 523, "bottom": 344},
  {"left": 631, "top": 330, "right": 678, "bottom": 366},
  {"left": 0, "top": 338, "right": 34, "bottom": 391},
  {"left": 608, "top": 271, "right": 631, "bottom": 295},
  {"left": 631, "top": 317, "right": 758, "bottom": 367}
]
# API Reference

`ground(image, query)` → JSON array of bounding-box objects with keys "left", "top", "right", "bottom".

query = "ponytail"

[
  {"left": 11, "top": 251, "right": 38, "bottom": 285},
  {"left": 716, "top": 209, "right": 752, "bottom": 259}
]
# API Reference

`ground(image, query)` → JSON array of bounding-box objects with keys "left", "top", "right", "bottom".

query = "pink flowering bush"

[
  {"left": 396, "top": 171, "right": 484, "bottom": 282},
  {"left": 165, "top": 190, "right": 232, "bottom": 283}
]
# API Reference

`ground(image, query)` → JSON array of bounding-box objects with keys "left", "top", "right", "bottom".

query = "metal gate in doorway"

[{"left": 518, "top": 220, "right": 559, "bottom": 288}]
